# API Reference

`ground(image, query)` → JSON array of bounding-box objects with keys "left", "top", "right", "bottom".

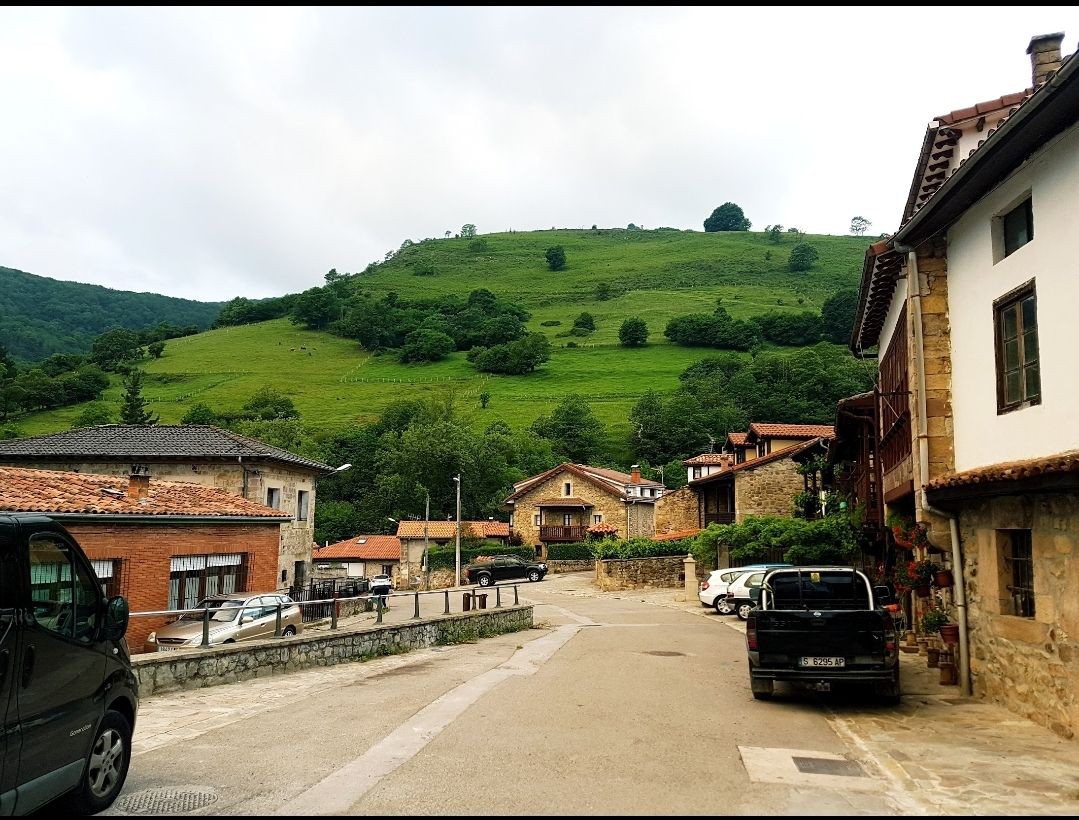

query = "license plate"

[
  {"left": 799, "top": 656, "right": 845, "bottom": 667},
  {"left": 157, "top": 646, "right": 180, "bottom": 652}
]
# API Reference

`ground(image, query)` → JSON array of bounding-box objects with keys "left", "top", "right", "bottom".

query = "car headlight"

[{"left": 146, "top": 631, "right": 156, "bottom": 643}]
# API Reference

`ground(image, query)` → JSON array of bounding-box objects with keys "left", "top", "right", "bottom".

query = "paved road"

[{"left": 107, "top": 572, "right": 911, "bottom": 816}]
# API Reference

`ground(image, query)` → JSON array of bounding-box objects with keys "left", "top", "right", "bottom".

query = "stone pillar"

[{"left": 679, "top": 553, "right": 697, "bottom": 602}]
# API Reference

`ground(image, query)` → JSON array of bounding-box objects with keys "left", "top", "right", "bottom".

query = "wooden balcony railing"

[
  {"left": 703, "top": 512, "right": 735, "bottom": 526},
  {"left": 539, "top": 525, "right": 589, "bottom": 542}
]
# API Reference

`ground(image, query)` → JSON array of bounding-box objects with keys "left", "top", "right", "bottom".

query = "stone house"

[
  {"left": 843, "top": 33, "right": 1079, "bottom": 736},
  {"left": 0, "top": 424, "right": 334, "bottom": 589},
  {"left": 393, "top": 520, "right": 510, "bottom": 583},
  {"left": 0, "top": 465, "right": 288, "bottom": 653},
  {"left": 505, "top": 463, "right": 665, "bottom": 556},
  {"left": 312, "top": 535, "right": 401, "bottom": 580}
]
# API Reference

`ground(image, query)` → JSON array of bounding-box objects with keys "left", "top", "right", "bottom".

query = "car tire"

[
  {"left": 527, "top": 570, "right": 541, "bottom": 582},
  {"left": 715, "top": 597, "right": 734, "bottom": 615},
  {"left": 750, "top": 676, "right": 774, "bottom": 701},
  {"left": 736, "top": 602, "right": 753, "bottom": 620},
  {"left": 282, "top": 626, "right": 297, "bottom": 637},
  {"left": 64, "top": 710, "right": 132, "bottom": 815},
  {"left": 477, "top": 574, "right": 493, "bottom": 587}
]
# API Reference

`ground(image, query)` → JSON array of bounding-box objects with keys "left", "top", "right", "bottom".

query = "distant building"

[{"left": 312, "top": 536, "right": 402, "bottom": 580}]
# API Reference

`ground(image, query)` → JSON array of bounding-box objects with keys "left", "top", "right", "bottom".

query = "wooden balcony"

[
  {"left": 703, "top": 512, "right": 735, "bottom": 526},
  {"left": 539, "top": 525, "right": 589, "bottom": 542}
]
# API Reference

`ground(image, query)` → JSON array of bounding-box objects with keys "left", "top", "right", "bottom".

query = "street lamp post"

[
  {"left": 423, "top": 489, "right": 430, "bottom": 589},
  {"left": 453, "top": 475, "right": 462, "bottom": 586}
]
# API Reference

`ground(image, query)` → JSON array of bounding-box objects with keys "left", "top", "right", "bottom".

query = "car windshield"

[
  {"left": 767, "top": 571, "right": 870, "bottom": 610},
  {"left": 179, "top": 599, "right": 246, "bottom": 622}
]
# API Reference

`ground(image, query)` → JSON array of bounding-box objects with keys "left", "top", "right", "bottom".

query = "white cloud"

[{"left": 0, "top": 7, "right": 1076, "bottom": 300}]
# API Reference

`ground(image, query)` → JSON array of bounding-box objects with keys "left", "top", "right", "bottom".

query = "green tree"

[
  {"left": 71, "top": 403, "right": 113, "bottom": 429},
  {"left": 91, "top": 328, "right": 142, "bottom": 371},
  {"left": 119, "top": 369, "right": 158, "bottom": 425},
  {"left": 471, "top": 333, "right": 550, "bottom": 375},
  {"left": 479, "top": 390, "right": 491, "bottom": 409},
  {"left": 399, "top": 329, "right": 455, "bottom": 364},
  {"left": 788, "top": 243, "right": 820, "bottom": 272},
  {"left": 619, "top": 317, "right": 649, "bottom": 347},
  {"left": 573, "top": 312, "right": 595, "bottom": 332},
  {"left": 545, "top": 246, "right": 567, "bottom": 271},
  {"left": 147, "top": 341, "right": 165, "bottom": 358},
  {"left": 850, "top": 216, "right": 872, "bottom": 236},
  {"left": 467, "top": 238, "right": 488, "bottom": 253},
  {"left": 181, "top": 402, "right": 220, "bottom": 425},
  {"left": 460, "top": 224, "right": 477, "bottom": 238},
  {"left": 290, "top": 286, "right": 340, "bottom": 330},
  {"left": 766, "top": 224, "right": 783, "bottom": 243},
  {"left": 703, "top": 202, "right": 751, "bottom": 232},
  {"left": 595, "top": 282, "right": 612, "bottom": 301},
  {"left": 820, "top": 289, "right": 860, "bottom": 345},
  {"left": 242, "top": 387, "right": 299, "bottom": 420},
  {"left": 530, "top": 394, "right": 605, "bottom": 463}
]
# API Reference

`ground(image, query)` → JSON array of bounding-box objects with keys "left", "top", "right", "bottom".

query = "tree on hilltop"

[{"left": 704, "top": 202, "right": 751, "bottom": 232}]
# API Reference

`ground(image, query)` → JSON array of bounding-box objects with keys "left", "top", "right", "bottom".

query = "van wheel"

[
  {"left": 65, "top": 710, "right": 132, "bottom": 814},
  {"left": 282, "top": 626, "right": 297, "bottom": 637}
]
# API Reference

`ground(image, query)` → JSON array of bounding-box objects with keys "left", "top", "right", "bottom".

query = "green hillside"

[
  {"left": 0, "top": 266, "right": 222, "bottom": 361},
  {"left": 11, "top": 229, "right": 868, "bottom": 447}
]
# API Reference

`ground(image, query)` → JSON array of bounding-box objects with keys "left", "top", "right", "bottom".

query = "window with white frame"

[
  {"left": 533, "top": 513, "right": 541, "bottom": 527},
  {"left": 592, "top": 514, "right": 603, "bottom": 525}
]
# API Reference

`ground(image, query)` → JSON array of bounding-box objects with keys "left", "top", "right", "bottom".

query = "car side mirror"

[
  {"left": 874, "top": 585, "right": 891, "bottom": 605},
  {"left": 241, "top": 615, "right": 254, "bottom": 624},
  {"left": 749, "top": 587, "right": 761, "bottom": 603},
  {"left": 101, "top": 596, "right": 129, "bottom": 642}
]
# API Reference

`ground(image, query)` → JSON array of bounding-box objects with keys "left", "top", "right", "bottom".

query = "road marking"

[{"left": 274, "top": 624, "right": 583, "bottom": 816}]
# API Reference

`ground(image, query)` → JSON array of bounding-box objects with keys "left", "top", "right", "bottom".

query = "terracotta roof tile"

[
  {"left": 587, "top": 522, "right": 618, "bottom": 534},
  {"left": 683, "top": 453, "right": 733, "bottom": 466},
  {"left": 505, "top": 462, "right": 663, "bottom": 504},
  {"left": 689, "top": 438, "right": 827, "bottom": 485},
  {"left": 314, "top": 536, "right": 401, "bottom": 561},
  {"left": 0, "top": 466, "right": 290, "bottom": 519},
  {"left": 935, "top": 89, "right": 1033, "bottom": 125},
  {"left": 748, "top": 423, "right": 835, "bottom": 439},
  {"left": 575, "top": 464, "right": 664, "bottom": 487},
  {"left": 725, "top": 432, "right": 749, "bottom": 446},
  {"left": 395, "top": 520, "right": 509, "bottom": 539},
  {"left": 531, "top": 497, "right": 594, "bottom": 507},
  {"left": 927, "top": 451, "right": 1079, "bottom": 491}
]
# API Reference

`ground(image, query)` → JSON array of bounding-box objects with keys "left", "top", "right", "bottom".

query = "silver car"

[{"left": 143, "top": 592, "right": 303, "bottom": 652}]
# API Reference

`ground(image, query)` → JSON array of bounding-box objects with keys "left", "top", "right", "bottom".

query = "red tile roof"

[
  {"left": 314, "top": 536, "right": 401, "bottom": 561},
  {"left": 652, "top": 528, "right": 701, "bottom": 542},
  {"left": 587, "top": 522, "right": 618, "bottom": 534},
  {"left": 532, "top": 497, "right": 593, "bottom": 507},
  {"left": 0, "top": 466, "right": 290, "bottom": 519},
  {"left": 689, "top": 438, "right": 827, "bottom": 485},
  {"left": 748, "top": 423, "right": 835, "bottom": 439},
  {"left": 505, "top": 462, "right": 663, "bottom": 503},
  {"left": 934, "top": 90, "right": 1032, "bottom": 125},
  {"left": 683, "top": 453, "right": 733, "bottom": 466},
  {"left": 726, "top": 432, "right": 749, "bottom": 446},
  {"left": 927, "top": 451, "right": 1079, "bottom": 491},
  {"left": 395, "top": 520, "right": 510, "bottom": 539}
]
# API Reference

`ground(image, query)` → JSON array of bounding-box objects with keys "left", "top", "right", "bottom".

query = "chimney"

[
  {"left": 1027, "top": 32, "right": 1065, "bottom": 88},
  {"left": 630, "top": 464, "right": 641, "bottom": 484},
  {"left": 126, "top": 469, "right": 151, "bottom": 501}
]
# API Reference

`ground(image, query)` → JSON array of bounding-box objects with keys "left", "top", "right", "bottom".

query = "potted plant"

[
  {"left": 920, "top": 606, "right": 948, "bottom": 636},
  {"left": 938, "top": 621, "right": 960, "bottom": 646},
  {"left": 896, "top": 559, "right": 939, "bottom": 597},
  {"left": 886, "top": 511, "right": 914, "bottom": 548},
  {"left": 934, "top": 567, "right": 955, "bottom": 588}
]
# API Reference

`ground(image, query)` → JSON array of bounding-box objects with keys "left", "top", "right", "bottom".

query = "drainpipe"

[
  {"left": 899, "top": 244, "right": 971, "bottom": 696},
  {"left": 239, "top": 455, "right": 248, "bottom": 499}
]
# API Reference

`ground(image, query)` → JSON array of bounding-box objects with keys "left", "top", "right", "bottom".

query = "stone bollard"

[{"left": 679, "top": 553, "right": 697, "bottom": 602}]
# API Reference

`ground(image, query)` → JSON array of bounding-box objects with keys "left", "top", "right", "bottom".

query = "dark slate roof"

[{"left": 0, "top": 425, "right": 332, "bottom": 473}]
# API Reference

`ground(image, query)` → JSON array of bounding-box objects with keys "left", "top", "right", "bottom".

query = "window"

[
  {"left": 28, "top": 535, "right": 100, "bottom": 643},
  {"left": 592, "top": 514, "right": 603, "bottom": 525},
  {"left": 563, "top": 482, "right": 572, "bottom": 497},
  {"left": 381, "top": 564, "right": 394, "bottom": 576},
  {"left": 1003, "top": 530, "right": 1035, "bottom": 618},
  {"left": 1001, "top": 197, "right": 1034, "bottom": 258},
  {"left": 533, "top": 513, "right": 541, "bottom": 527},
  {"left": 89, "top": 558, "right": 122, "bottom": 599},
  {"left": 297, "top": 490, "right": 310, "bottom": 521},
  {"left": 692, "top": 466, "right": 702, "bottom": 479},
  {"left": 994, "top": 281, "right": 1040, "bottom": 413},
  {"left": 756, "top": 441, "right": 769, "bottom": 458},
  {"left": 168, "top": 554, "right": 247, "bottom": 611},
  {"left": 266, "top": 487, "right": 281, "bottom": 509},
  {"left": 563, "top": 513, "right": 573, "bottom": 526}
]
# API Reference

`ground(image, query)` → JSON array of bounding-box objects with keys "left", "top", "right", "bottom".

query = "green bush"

[
  {"left": 427, "top": 543, "right": 535, "bottom": 570},
  {"left": 589, "top": 537, "right": 690, "bottom": 560},
  {"left": 546, "top": 542, "right": 594, "bottom": 561},
  {"left": 540, "top": 320, "right": 561, "bottom": 327},
  {"left": 695, "top": 515, "right": 858, "bottom": 567}
]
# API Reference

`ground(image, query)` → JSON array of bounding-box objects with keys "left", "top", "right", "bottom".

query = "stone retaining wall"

[
  {"left": 547, "top": 559, "right": 595, "bottom": 574},
  {"left": 132, "top": 605, "right": 533, "bottom": 697},
  {"left": 595, "top": 556, "right": 685, "bottom": 591}
]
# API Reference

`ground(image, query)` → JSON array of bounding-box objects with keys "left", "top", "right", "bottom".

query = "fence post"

[
  {"left": 331, "top": 600, "right": 339, "bottom": 630},
  {"left": 376, "top": 596, "right": 383, "bottom": 624},
  {"left": 201, "top": 607, "right": 210, "bottom": 647},
  {"left": 514, "top": 584, "right": 519, "bottom": 605},
  {"left": 413, "top": 592, "right": 421, "bottom": 620},
  {"left": 274, "top": 602, "right": 283, "bottom": 637},
  {"left": 496, "top": 586, "right": 502, "bottom": 608},
  {"left": 443, "top": 589, "right": 450, "bottom": 615}
]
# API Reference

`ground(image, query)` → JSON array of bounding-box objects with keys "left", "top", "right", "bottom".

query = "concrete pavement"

[{"left": 106, "top": 572, "right": 1079, "bottom": 816}]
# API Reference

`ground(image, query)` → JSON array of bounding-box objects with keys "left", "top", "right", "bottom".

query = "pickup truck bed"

[{"left": 746, "top": 567, "right": 900, "bottom": 703}]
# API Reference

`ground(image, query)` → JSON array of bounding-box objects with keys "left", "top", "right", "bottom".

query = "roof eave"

[{"left": 24, "top": 513, "right": 290, "bottom": 524}]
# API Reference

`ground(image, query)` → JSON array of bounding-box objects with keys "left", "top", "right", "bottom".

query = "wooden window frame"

[{"left": 993, "top": 279, "right": 1041, "bottom": 415}]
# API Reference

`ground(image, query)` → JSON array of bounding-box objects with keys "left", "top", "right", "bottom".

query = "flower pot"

[
  {"left": 939, "top": 660, "right": 958, "bottom": 686},
  {"left": 939, "top": 623, "right": 960, "bottom": 646},
  {"left": 914, "top": 584, "right": 931, "bottom": 598},
  {"left": 934, "top": 569, "right": 954, "bottom": 588},
  {"left": 927, "top": 647, "right": 940, "bottom": 668}
]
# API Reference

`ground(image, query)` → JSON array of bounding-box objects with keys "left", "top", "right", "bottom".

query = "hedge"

[
  {"left": 590, "top": 537, "right": 691, "bottom": 560},
  {"left": 546, "top": 542, "right": 594, "bottom": 561},
  {"left": 426, "top": 543, "right": 535, "bottom": 570}
]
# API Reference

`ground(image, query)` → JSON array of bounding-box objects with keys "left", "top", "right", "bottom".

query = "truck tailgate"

[{"left": 755, "top": 610, "right": 886, "bottom": 657}]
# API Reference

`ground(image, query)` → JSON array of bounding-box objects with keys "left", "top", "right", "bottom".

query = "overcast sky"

[{"left": 2, "top": 7, "right": 1076, "bottom": 301}]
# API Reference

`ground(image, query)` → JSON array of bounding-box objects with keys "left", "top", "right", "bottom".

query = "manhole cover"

[
  {"left": 791, "top": 756, "right": 866, "bottom": 778},
  {"left": 117, "top": 786, "right": 219, "bottom": 815},
  {"left": 644, "top": 650, "right": 685, "bottom": 657}
]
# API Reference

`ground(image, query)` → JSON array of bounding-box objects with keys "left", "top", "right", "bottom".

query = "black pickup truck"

[
  {"left": 463, "top": 555, "right": 547, "bottom": 587},
  {"left": 745, "top": 566, "right": 900, "bottom": 703}
]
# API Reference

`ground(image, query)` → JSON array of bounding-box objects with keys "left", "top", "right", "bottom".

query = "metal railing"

[{"left": 129, "top": 582, "right": 524, "bottom": 650}]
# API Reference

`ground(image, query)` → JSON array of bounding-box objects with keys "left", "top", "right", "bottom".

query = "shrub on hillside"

[
  {"left": 619, "top": 317, "right": 649, "bottom": 347},
  {"left": 399, "top": 329, "right": 455, "bottom": 364},
  {"left": 545, "top": 246, "right": 567, "bottom": 271},
  {"left": 788, "top": 243, "right": 820, "bottom": 272}
]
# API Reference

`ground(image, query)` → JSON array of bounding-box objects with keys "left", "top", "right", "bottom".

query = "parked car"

[
  {"left": 144, "top": 592, "right": 302, "bottom": 652},
  {"left": 698, "top": 564, "right": 792, "bottom": 614},
  {"left": 463, "top": 554, "right": 547, "bottom": 587},
  {"left": 1, "top": 513, "right": 138, "bottom": 815},
  {"left": 746, "top": 566, "right": 900, "bottom": 703},
  {"left": 724, "top": 570, "right": 768, "bottom": 620}
]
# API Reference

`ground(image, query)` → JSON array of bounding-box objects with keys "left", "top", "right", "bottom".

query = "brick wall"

[
  {"left": 733, "top": 458, "right": 803, "bottom": 521},
  {"left": 64, "top": 521, "right": 281, "bottom": 653},
  {"left": 655, "top": 485, "right": 700, "bottom": 533},
  {"left": 10, "top": 459, "right": 319, "bottom": 588}
]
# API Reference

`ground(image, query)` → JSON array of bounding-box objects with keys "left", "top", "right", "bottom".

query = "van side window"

[{"left": 28, "top": 535, "right": 100, "bottom": 642}]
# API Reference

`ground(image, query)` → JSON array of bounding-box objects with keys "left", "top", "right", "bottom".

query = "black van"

[{"left": 1, "top": 514, "right": 138, "bottom": 815}]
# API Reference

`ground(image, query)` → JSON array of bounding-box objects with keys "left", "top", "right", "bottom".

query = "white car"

[
  {"left": 725, "top": 570, "right": 767, "bottom": 620},
  {"left": 698, "top": 568, "right": 748, "bottom": 614}
]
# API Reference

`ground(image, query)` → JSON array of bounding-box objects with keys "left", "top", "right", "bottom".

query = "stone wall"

[
  {"left": 627, "top": 500, "right": 656, "bottom": 538},
  {"left": 595, "top": 556, "right": 685, "bottom": 591},
  {"left": 131, "top": 605, "right": 534, "bottom": 697},
  {"left": 547, "top": 559, "right": 595, "bottom": 574},
  {"left": 11, "top": 458, "right": 319, "bottom": 588},
  {"left": 655, "top": 485, "right": 700, "bottom": 533},
  {"left": 733, "top": 457, "right": 803, "bottom": 521},
  {"left": 961, "top": 492, "right": 1079, "bottom": 738}
]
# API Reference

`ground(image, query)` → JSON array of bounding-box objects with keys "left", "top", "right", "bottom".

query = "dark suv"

[
  {"left": 1, "top": 514, "right": 138, "bottom": 815},
  {"left": 463, "top": 555, "right": 547, "bottom": 587}
]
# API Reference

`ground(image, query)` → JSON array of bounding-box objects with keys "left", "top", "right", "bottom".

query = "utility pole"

[
  {"left": 423, "top": 489, "right": 430, "bottom": 589},
  {"left": 453, "top": 475, "right": 462, "bottom": 586}
]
